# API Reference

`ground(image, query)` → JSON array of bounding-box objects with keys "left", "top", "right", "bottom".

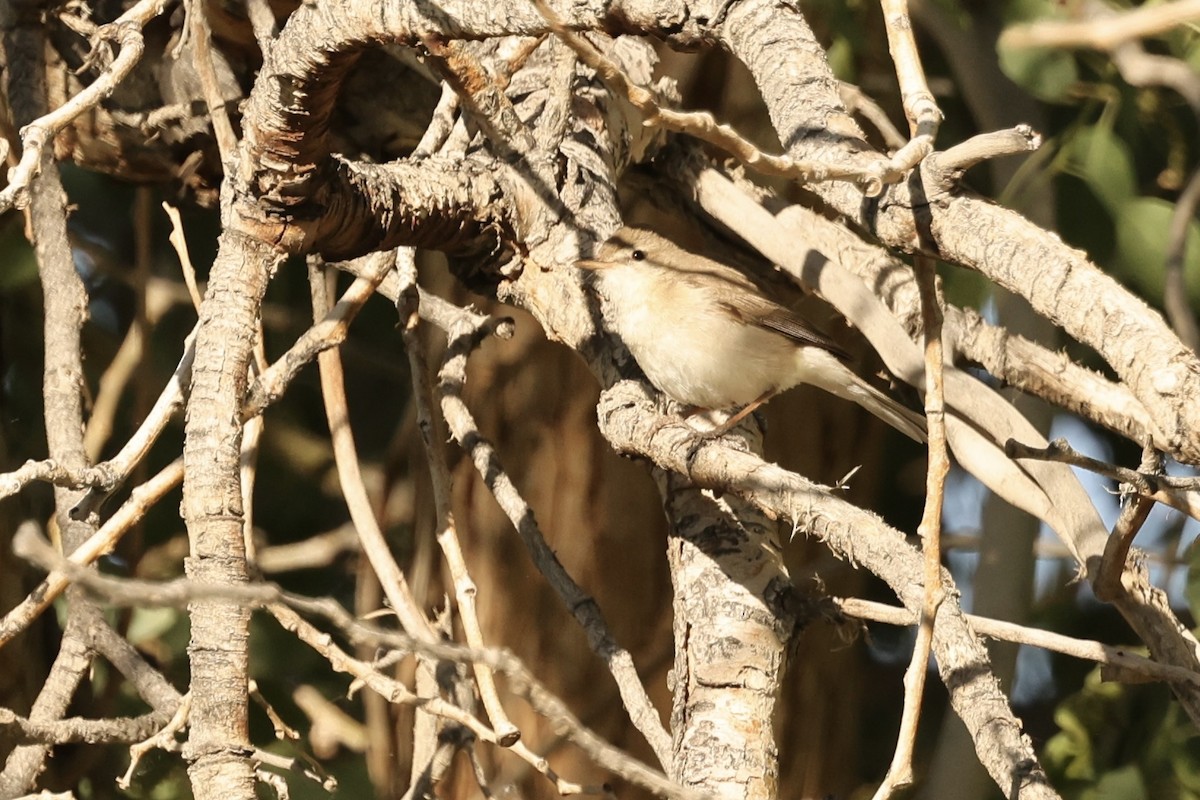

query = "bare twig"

[
  {"left": 873, "top": 253, "right": 947, "bottom": 800},
  {"left": 83, "top": 616, "right": 183, "bottom": 712},
  {"left": 840, "top": 81, "right": 906, "bottom": 150},
  {"left": 1109, "top": 36, "right": 1200, "bottom": 112},
  {"left": 1001, "top": 0, "right": 1200, "bottom": 51},
  {"left": 307, "top": 255, "right": 438, "bottom": 642},
  {"left": 70, "top": 329, "right": 194, "bottom": 521},
  {"left": 251, "top": 680, "right": 300, "bottom": 741},
  {"left": 836, "top": 597, "right": 1200, "bottom": 687},
  {"left": 433, "top": 302, "right": 674, "bottom": 768},
  {"left": 395, "top": 247, "right": 521, "bottom": 747},
  {"left": 256, "top": 526, "right": 360, "bottom": 574},
  {"left": 0, "top": 459, "right": 108, "bottom": 501},
  {"left": 411, "top": 83, "right": 461, "bottom": 159},
  {"left": 118, "top": 694, "right": 191, "bottom": 790},
  {"left": 292, "top": 684, "right": 368, "bottom": 755},
  {"left": 1006, "top": 438, "right": 1200, "bottom": 522},
  {"left": 252, "top": 747, "right": 336, "bottom": 792},
  {"left": 507, "top": 740, "right": 612, "bottom": 796},
  {"left": 532, "top": 0, "right": 892, "bottom": 194},
  {"left": 880, "top": 0, "right": 942, "bottom": 174},
  {"left": 0, "top": 706, "right": 172, "bottom": 746},
  {"left": 184, "top": 0, "right": 238, "bottom": 161},
  {"left": 243, "top": 263, "right": 393, "bottom": 418},
  {"left": 0, "top": 461, "right": 183, "bottom": 650},
  {"left": 1095, "top": 446, "right": 1165, "bottom": 603},
  {"left": 83, "top": 277, "right": 186, "bottom": 463},
  {"left": 163, "top": 202, "right": 204, "bottom": 311},
  {"left": 1095, "top": 495, "right": 1155, "bottom": 604},
  {"left": 244, "top": 0, "right": 278, "bottom": 53},
  {"left": 926, "top": 126, "right": 1042, "bottom": 188}
]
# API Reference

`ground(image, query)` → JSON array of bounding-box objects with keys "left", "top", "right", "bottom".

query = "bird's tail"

[{"left": 797, "top": 349, "right": 927, "bottom": 443}]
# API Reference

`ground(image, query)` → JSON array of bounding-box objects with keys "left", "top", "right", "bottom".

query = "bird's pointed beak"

[{"left": 574, "top": 258, "right": 609, "bottom": 271}]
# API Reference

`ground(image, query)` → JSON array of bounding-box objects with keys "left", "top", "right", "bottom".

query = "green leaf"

[
  {"left": 1080, "top": 765, "right": 1146, "bottom": 800},
  {"left": 1188, "top": 539, "right": 1200, "bottom": 639},
  {"left": 0, "top": 224, "right": 37, "bottom": 291},
  {"left": 126, "top": 607, "right": 182, "bottom": 646},
  {"left": 1112, "top": 197, "right": 1200, "bottom": 301},
  {"left": 1046, "top": 701, "right": 1098, "bottom": 781},
  {"left": 1060, "top": 126, "right": 1137, "bottom": 213},
  {"left": 998, "top": 44, "right": 1079, "bottom": 102},
  {"left": 1002, "top": 0, "right": 1068, "bottom": 25},
  {"left": 1186, "top": 38, "right": 1200, "bottom": 74},
  {"left": 826, "top": 36, "right": 856, "bottom": 82},
  {"left": 1169, "top": 719, "right": 1200, "bottom": 793},
  {"left": 997, "top": 0, "right": 1077, "bottom": 102}
]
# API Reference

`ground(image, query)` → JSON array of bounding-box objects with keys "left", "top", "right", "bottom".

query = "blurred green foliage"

[{"left": 1044, "top": 660, "right": 1200, "bottom": 799}]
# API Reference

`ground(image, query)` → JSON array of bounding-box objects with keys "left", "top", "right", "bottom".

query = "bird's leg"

[
  {"left": 696, "top": 389, "right": 775, "bottom": 439},
  {"left": 645, "top": 391, "right": 774, "bottom": 442}
]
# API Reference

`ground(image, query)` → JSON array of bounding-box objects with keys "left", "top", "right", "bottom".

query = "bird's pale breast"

[{"left": 596, "top": 263, "right": 800, "bottom": 408}]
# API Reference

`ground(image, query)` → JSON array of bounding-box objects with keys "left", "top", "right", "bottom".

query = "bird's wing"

[{"left": 718, "top": 292, "right": 851, "bottom": 360}]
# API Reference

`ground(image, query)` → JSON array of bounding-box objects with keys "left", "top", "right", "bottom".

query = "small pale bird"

[{"left": 577, "top": 227, "right": 927, "bottom": 442}]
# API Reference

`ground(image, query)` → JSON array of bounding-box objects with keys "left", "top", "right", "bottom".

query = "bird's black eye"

[{"left": 631, "top": 249, "right": 646, "bottom": 261}]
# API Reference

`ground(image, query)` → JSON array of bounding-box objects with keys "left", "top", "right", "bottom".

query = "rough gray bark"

[
  {"left": 179, "top": 231, "right": 280, "bottom": 798},
  {"left": 663, "top": 471, "right": 793, "bottom": 800}
]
